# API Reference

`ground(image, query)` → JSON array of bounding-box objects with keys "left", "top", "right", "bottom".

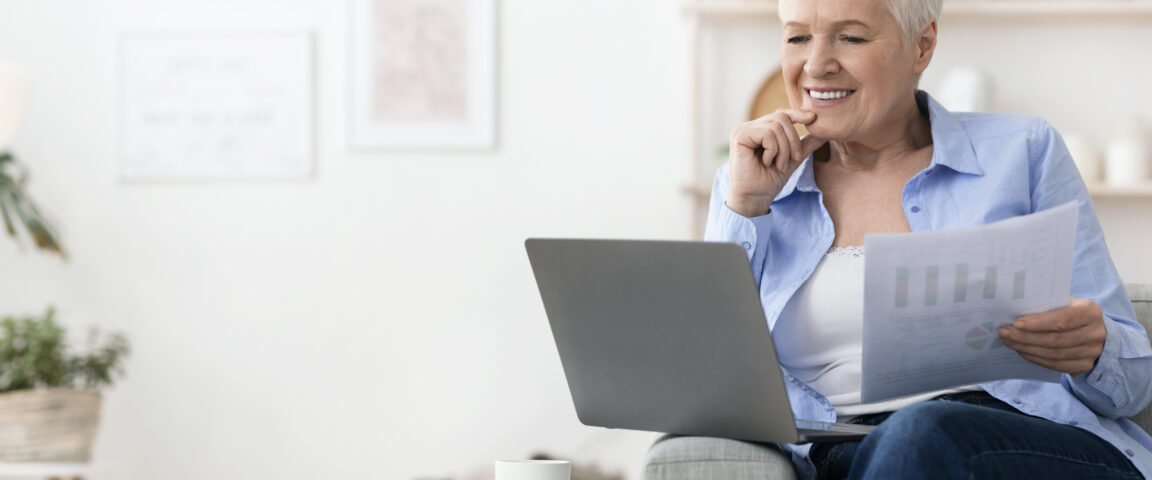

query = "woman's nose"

[{"left": 804, "top": 42, "right": 840, "bottom": 78}]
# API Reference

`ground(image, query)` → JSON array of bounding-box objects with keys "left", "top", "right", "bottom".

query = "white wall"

[
  {"left": 2, "top": 2, "right": 1152, "bottom": 480},
  {"left": 0, "top": 1, "right": 688, "bottom": 478}
]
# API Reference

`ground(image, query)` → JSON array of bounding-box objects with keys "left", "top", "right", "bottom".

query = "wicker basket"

[{"left": 0, "top": 388, "right": 101, "bottom": 462}]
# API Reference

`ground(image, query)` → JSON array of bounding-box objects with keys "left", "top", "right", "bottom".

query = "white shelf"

[
  {"left": 684, "top": 1, "right": 1152, "bottom": 20},
  {"left": 1087, "top": 183, "right": 1152, "bottom": 198},
  {"left": 0, "top": 461, "right": 89, "bottom": 479}
]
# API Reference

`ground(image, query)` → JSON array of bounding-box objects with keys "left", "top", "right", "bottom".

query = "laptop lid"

[{"left": 525, "top": 238, "right": 806, "bottom": 443}]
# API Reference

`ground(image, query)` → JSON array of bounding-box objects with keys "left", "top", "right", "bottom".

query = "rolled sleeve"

[
  {"left": 1068, "top": 313, "right": 1152, "bottom": 418},
  {"left": 1031, "top": 119, "right": 1152, "bottom": 418}
]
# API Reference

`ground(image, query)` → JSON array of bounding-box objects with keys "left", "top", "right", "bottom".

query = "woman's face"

[{"left": 778, "top": 0, "right": 930, "bottom": 141}]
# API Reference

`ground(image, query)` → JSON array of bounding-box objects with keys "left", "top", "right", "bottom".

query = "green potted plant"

[
  {"left": 0, "top": 63, "right": 129, "bottom": 462},
  {"left": 0, "top": 309, "right": 129, "bottom": 461}
]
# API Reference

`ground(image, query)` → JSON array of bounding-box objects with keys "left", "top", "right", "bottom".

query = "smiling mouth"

[{"left": 807, "top": 89, "right": 857, "bottom": 100}]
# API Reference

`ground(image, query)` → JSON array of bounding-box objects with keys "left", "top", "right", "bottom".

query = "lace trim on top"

[{"left": 827, "top": 245, "right": 865, "bottom": 258}]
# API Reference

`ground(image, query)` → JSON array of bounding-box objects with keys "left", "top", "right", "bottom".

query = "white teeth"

[{"left": 809, "top": 90, "right": 853, "bottom": 100}]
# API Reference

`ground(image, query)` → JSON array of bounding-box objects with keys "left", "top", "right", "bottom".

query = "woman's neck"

[{"left": 819, "top": 97, "right": 933, "bottom": 172}]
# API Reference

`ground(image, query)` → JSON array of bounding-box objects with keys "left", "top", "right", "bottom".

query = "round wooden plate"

[{"left": 749, "top": 67, "right": 808, "bottom": 136}]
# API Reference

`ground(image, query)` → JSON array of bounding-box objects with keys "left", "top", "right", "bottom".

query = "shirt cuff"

[
  {"left": 1069, "top": 315, "right": 1128, "bottom": 412},
  {"left": 704, "top": 201, "right": 773, "bottom": 261}
]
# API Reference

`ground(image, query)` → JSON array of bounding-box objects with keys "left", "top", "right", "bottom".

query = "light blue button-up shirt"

[{"left": 705, "top": 91, "right": 1152, "bottom": 479}]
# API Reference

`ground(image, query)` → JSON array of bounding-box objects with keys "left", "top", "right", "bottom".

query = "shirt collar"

[
  {"left": 919, "top": 90, "right": 983, "bottom": 177},
  {"left": 774, "top": 90, "right": 984, "bottom": 202}
]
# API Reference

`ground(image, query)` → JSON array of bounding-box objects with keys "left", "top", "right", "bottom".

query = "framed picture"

[
  {"left": 119, "top": 31, "right": 314, "bottom": 181},
  {"left": 350, "top": 0, "right": 496, "bottom": 150}
]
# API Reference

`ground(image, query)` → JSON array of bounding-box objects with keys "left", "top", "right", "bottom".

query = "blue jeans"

[{"left": 809, "top": 391, "right": 1142, "bottom": 480}]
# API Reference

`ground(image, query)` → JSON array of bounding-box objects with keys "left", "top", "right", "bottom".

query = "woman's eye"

[
  {"left": 842, "top": 36, "right": 866, "bottom": 44},
  {"left": 787, "top": 36, "right": 808, "bottom": 44}
]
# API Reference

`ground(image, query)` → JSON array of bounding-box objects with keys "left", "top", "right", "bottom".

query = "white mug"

[{"left": 494, "top": 460, "right": 570, "bottom": 480}]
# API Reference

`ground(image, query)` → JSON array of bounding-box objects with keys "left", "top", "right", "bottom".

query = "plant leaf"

[
  {"left": 0, "top": 191, "right": 16, "bottom": 237},
  {"left": 6, "top": 184, "right": 66, "bottom": 258},
  {"left": 0, "top": 154, "right": 65, "bottom": 258}
]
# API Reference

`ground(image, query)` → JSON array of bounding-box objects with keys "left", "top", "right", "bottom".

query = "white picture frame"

[
  {"left": 350, "top": 0, "right": 496, "bottom": 150},
  {"left": 119, "top": 31, "right": 314, "bottom": 181}
]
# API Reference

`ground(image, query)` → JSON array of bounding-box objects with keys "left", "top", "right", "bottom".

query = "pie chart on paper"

[{"left": 965, "top": 322, "right": 1005, "bottom": 351}]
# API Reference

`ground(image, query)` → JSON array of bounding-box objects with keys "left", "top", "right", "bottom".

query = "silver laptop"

[{"left": 525, "top": 238, "right": 874, "bottom": 443}]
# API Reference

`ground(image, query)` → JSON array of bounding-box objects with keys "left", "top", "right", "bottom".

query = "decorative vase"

[
  {"left": 1105, "top": 116, "right": 1151, "bottom": 186},
  {"left": 937, "top": 67, "right": 993, "bottom": 112},
  {"left": 0, "top": 63, "right": 30, "bottom": 152},
  {"left": 1063, "top": 134, "right": 1103, "bottom": 183}
]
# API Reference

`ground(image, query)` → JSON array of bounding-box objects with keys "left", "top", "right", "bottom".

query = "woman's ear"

[{"left": 913, "top": 20, "right": 938, "bottom": 74}]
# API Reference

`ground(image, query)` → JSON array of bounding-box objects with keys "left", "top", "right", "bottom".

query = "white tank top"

[{"left": 774, "top": 246, "right": 976, "bottom": 418}]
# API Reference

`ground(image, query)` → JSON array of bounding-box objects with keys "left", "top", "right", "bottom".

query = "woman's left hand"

[{"left": 999, "top": 297, "right": 1107, "bottom": 376}]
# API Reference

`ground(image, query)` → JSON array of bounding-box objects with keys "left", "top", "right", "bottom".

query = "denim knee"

[
  {"left": 848, "top": 402, "right": 975, "bottom": 479},
  {"left": 870, "top": 401, "right": 973, "bottom": 444}
]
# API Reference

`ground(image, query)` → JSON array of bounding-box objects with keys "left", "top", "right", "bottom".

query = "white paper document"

[{"left": 860, "top": 202, "right": 1079, "bottom": 402}]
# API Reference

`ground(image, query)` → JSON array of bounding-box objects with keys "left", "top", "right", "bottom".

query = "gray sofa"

[{"left": 643, "top": 284, "right": 1152, "bottom": 479}]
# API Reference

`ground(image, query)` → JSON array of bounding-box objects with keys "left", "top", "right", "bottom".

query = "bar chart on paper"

[
  {"left": 860, "top": 202, "right": 1079, "bottom": 402},
  {"left": 888, "top": 235, "right": 1054, "bottom": 312}
]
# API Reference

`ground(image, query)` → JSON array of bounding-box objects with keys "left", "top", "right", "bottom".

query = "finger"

[
  {"left": 799, "top": 134, "right": 828, "bottom": 160},
  {"left": 1000, "top": 324, "right": 1104, "bottom": 350},
  {"left": 753, "top": 109, "right": 816, "bottom": 126},
  {"left": 768, "top": 125, "right": 791, "bottom": 171},
  {"left": 775, "top": 109, "right": 818, "bottom": 126},
  {"left": 1016, "top": 351, "right": 1093, "bottom": 376},
  {"left": 1013, "top": 303, "right": 1090, "bottom": 333},
  {"left": 772, "top": 116, "right": 804, "bottom": 162},
  {"left": 758, "top": 141, "right": 779, "bottom": 169},
  {"left": 1002, "top": 336, "right": 1102, "bottom": 362},
  {"left": 732, "top": 124, "right": 767, "bottom": 150},
  {"left": 733, "top": 127, "right": 772, "bottom": 164}
]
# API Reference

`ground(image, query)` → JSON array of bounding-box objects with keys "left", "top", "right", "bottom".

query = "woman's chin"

[{"left": 804, "top": 123, "right": 843, "bottom": 140}]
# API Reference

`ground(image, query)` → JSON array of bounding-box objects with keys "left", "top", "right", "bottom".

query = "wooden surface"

[{"left": 0, "top": 390, "right": 100, "bottom": 463}]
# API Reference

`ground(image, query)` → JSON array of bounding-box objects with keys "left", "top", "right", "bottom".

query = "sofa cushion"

[
  {"left": 643, "top": 434, "right": 797, "bottom": 480},
  {"left": 1125, "top": 284, "right": 1152, "bottom": 432}
]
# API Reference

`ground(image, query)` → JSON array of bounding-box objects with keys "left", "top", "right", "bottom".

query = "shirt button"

[
  {"left": 910, "top": 206, "right": 922, "bottom": 213},
  {"left": 1126, "top": 449, "right": 1135, "bottom": 457},
  {"left": 742, "top": 241, "right": 752, "bottom": 250}
]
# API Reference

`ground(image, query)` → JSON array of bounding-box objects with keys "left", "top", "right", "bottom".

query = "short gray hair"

[{"left": 885, "top": 0, "right": 942, "bottom": 45}]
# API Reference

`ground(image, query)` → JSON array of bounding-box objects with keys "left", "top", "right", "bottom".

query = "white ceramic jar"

[
  {"left": 1105, "top": 117, "right": 1151, "bottom": 186},
  {"left": 1063, "top": 134, "right": 1103, "bottom": 184}
]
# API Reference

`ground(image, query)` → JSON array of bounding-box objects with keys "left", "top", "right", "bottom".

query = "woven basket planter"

[{"left": 0, "top": 388, "right": 101, "bottom": 462}]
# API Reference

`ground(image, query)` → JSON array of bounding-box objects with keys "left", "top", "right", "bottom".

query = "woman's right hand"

[{"left": 726, "top": 109, "right": 827, "bottom": 218}]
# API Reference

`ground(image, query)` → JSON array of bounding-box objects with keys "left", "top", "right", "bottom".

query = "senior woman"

[{"left": 704, "top": 0, "right": 1152, "bottom": 478}]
